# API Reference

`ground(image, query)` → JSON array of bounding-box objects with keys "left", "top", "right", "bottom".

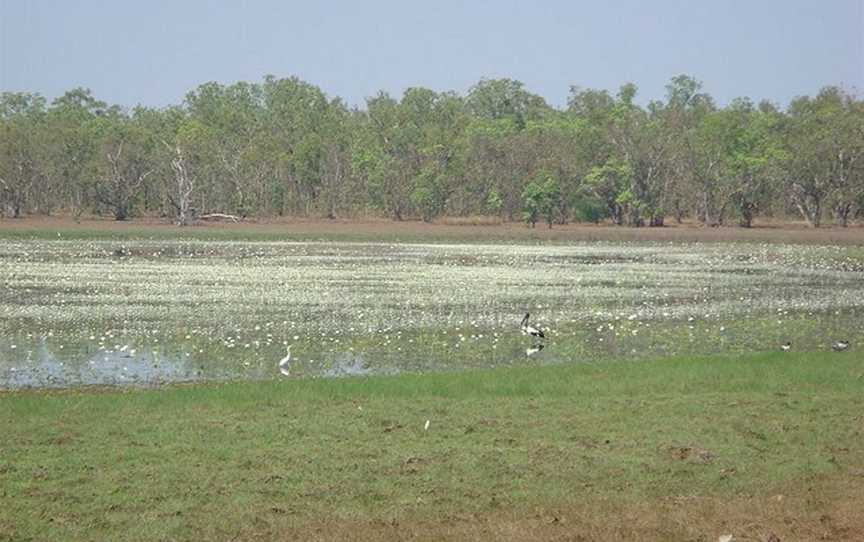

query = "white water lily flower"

[{"left": 3, "top": 239, "right": 864, "bottom": 387}]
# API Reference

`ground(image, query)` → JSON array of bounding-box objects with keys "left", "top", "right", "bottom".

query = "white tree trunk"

[{"left": 169, "top": 145, "right": 195, "bottom": 226}]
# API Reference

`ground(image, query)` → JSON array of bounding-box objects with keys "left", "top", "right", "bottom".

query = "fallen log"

[{"left": 198, "top": 213, "right": 241, "bottom": 223}]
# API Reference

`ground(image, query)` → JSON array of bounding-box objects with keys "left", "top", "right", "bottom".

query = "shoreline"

[{"left": 2, "top": 216, "right": 864, "bottom": 245}]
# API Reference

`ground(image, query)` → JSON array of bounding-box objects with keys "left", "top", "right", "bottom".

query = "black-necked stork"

[
  {"left": 520, "top": 313, "right": 545, "bottom": 340},
  {"left": 832, "top": 340, "right": 850, "bottom": 352},
  {"left": 780, "top": 341, "right": 791, "bottom": 352},
  {"left": 279, "top": 345, "right": 292, "bottom": 376}
]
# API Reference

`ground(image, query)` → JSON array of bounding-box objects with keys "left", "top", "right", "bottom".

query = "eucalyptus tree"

[
  {"left": 402, "top": 88, "right": 467, "bottom": 221},
  {"left": 569, "top": 82, "right": 704, "bottom": 227},
  {"left": 467, "top": 78, "right": 551, "bottom": 127},
  {"left": 44, "top": 88, "right": 107, "bottom": 215},
  {"left": 821, "top": 89, "right": 864, "bottom": 226},
  {"left": 662, "top": 75, "right": 718, "bottom": 224},
  {"left": 148, "top": 106, "right": 209, "bottom": 226},
  {"left": 380, "top": 87, "right": 433, "bottom": 220},
  {"left": 129, "top": 106, "right": 173, "bottom": 215},
  {"left": 567, "top": 87, "right": 621, "bottom": 223},
  {"left": 782, "top": 96, "right": 828, "bottom": 226},
  {"left": 350, "top": 118, "right": 389, "bottom": 218},
  {"left": 521, "top": 169, "right": 562, "bottom": 228},
  {"left": 724, "top": 100, "right": 786, "bottom": 227},
  {"left": 567, "top": 86, "right": 616, "bottom": 123},
  {"left": 605, "top": 83, "right": 674, "bottom": 226},
  {"left": 316, "top": 98, "right": 353, "bottom": 219},
  {"left": 782, "top": 87, "right": 862, "bottom": 227},
  {"left": 184, "top": 81, "right": 270, "bottom": 215},
  {"left": 353, "top": 87, "right": 460, "bottom": 221},
  {"left": 519, "top": 113, "right": 598, "bottom": 224},
  {"left": 261, "top": 75, "right": 336, "bottom": 215},
  {"left": 91, "top": 111, "right": 156, "bottom": 220},
  {"left": 288, "top": 97, "right": 353, "bottom": 218},
  {"left": 360, "top": 91, "right": 410, "bottom": 220},
  {"left": 582, "top": 158, "right": 631, "bottom": 225},
  {"left": 457, "top": 79, "right": 554, "bottom": 220},
  {"left": 457, "top": 117, "right": 523, "bottom": 219},
  {"left": 0, "top": 92, "right": 48, "bottom": 217},
  {"left": 686, "top": 107, "right": 736, "bottom": 225}
]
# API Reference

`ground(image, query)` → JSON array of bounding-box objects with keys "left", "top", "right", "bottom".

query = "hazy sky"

[{"left": 1, "top": 0, "right": 862, "bottom": 109}]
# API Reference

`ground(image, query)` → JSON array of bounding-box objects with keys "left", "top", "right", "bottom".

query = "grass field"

[
  {"left": 2, "top": 351, "right": 863, "bottom": 541},
  {"left": 2, "top": 216, "right": 864, "bottom": 245},
  {"left": 1, "top": 219, "right": 863, "bottom": 541}
]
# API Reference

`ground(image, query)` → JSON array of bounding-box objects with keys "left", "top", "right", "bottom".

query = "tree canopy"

[{"left": 1, "top": 76, "right": 862, "bottom": 227}]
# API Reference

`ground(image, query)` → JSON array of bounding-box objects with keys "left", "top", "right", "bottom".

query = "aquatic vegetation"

[{"left": 1, "top": 239, "right": 861, "bottom": 388}]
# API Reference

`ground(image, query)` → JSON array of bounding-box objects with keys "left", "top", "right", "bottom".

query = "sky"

[{"left": 1, "top": 0, "right": 862, "bottom": 110}]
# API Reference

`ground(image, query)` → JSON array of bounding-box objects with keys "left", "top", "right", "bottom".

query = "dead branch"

[{"left": 198, "top": 213, "right": 241, "bottom": 222}]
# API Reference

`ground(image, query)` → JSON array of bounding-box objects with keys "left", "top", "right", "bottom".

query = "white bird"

[
  {"left": 780, "top": 341, "right": 791, "bottom": 352},
  {"left": 278, "top": 345, "right": 292, "bottom": 376},
  {"left": 520, "top": 313, "right": 545, "bottom": 339},
  {"left": 424, "top": 419, "right": 430, "bottom": 431},
  {"left": 832, "top": 340, "right": 850, "bottom": 352},
  {"left": 526, "top": 344, "right": 544, "bottom": 357}
]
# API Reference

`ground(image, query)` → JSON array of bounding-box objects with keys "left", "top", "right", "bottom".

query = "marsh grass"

[
  {"left": 2, "top": 351, "right": 863, "bottom": 541},
  {"left": 3, "top": 233, "right": 863, "bottom": 388},
  {"left": 2, "top": 217, "right": 864, "bottom": 245}
]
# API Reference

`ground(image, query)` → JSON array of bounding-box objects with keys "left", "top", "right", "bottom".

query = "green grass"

[
  {"left": 0, "top": 224, "right": 388, "bottom": 243},
  {"left": 0, "top": 220, "right": 527, "bottom": 244},
  {"left": 2, "top": 351, "right": 863, "bottom": 541},
  {"left": 3, "top": 218, "right": 863, "bottom": 246}
]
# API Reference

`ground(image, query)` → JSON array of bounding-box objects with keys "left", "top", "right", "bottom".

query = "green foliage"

[
  {"left": 467, "top": 78, "right": 550, "bottom": 127},
  {"left": 571, "top": 193, "right": 608, "bottom": 223},
  {"left": 484, "top": 189, "right": 503, "bottom": 215},
  {"left": 521, "top": 170, "right": 561, "bottom": 228},
  {"left": 521, "top": 180, "right": 543, "bottom": 227},
  {"left": 1, "top": 76, "right": 863, "bottom": 227},
  {"left": 410, "top": 166, "right": 447, "bottom": 222},
  {"left": 584, "top": 158, "right": 633, "bottom": 225},
  {"left": 540, "top": 176, "right": 561, "bottom": 227}
]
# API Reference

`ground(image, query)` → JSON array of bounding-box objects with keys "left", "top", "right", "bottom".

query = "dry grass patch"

[{"left": 199, "top": 480, "right": 864, "bottom": 542}]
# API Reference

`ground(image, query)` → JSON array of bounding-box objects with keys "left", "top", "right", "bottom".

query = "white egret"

[
  {"left": 424, "top": 420, "right": 430, "bottom": 431},
  {"left": 278, "top": 345, "right": 293, "bottom": 376}
]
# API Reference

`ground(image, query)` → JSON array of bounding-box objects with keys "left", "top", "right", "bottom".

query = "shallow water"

[{"left": 1, "top": 239, "right": 862, "bottom": 389}]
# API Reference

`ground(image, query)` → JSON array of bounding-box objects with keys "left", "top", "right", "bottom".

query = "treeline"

[{"left": 1, "top": 75, "right": 862, "bottom": 227}]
